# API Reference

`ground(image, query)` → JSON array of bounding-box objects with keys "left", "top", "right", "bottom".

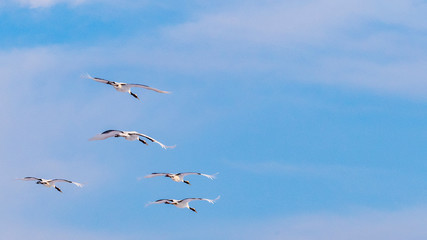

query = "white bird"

[
  {"left": 18, "top": 177, "right": 83, "bottom": 193},
  {"left": 89, "top": 130, "right": 175, "bottom": 149},
  {"left": 84, "top": 73, "right": 170, "bottom": 100},
  {"left": 143, "top": 172, "right": 218, "bottom": 185},
  {"left": 146, "top": 196, "right": 220, "bottom": 213}
]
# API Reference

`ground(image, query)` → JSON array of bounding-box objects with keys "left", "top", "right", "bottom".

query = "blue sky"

[{"left": 1, "top": 0, "right": 427, "bottom": 239}]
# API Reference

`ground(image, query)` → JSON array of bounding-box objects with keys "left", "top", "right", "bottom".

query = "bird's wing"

[
  {"left": 132, "top": 132, "right": 176, "bottom": 149},
  {"left": 89, "top": 130, "right": 123, "bottom": 141},
  {"left": 144, "top": 173, "right": 169, "bottom": 178},
  {"left": 50, "top": 179, "right": 84, "bottom": 187},
  {"left": 83, "top": 73, "right": 114, "bottom": 84},
  {"left": 177, "top": 172, "right": 201, "bottom": 177},
  {"left": 177, "top": 172, "right": 218, "bottom": 180},
  {"left": 18, "top": 177, "right": 42, "bottom": 181},
  {"left": 179, "top": 196, "right": 220, "bottom": 204},
  {"left": 126, "top": 84, "right": 170, "bottom": 94},
  {"left": 145, "top": 199, "right": 174, "bottom": 206}
]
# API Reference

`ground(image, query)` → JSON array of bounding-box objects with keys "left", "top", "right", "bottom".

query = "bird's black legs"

[
  {"left": 55, "top": 186, "right": 63, "bottom": 193},
  {"left": 189, "top": 207, "right": 197, "bottom": 213},
  {"left": 139, "top": 138, "right": 148, "bottom": 145},
  {"left": 130, "top": 92, "right": 139, "bottom": 100},
  {"left": 183, "top": 180, "right": 191, "bottom": 185}
]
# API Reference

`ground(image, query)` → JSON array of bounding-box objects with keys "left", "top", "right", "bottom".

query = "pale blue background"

[{"left": 1, "top": 1, "right": 427, "bottom": 239}]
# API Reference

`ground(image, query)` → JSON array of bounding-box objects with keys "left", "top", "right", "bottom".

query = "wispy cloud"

[
  {"left": 3, "top": 205, "right": 426, "bottom": 240},
  {"left": 224, "top": 160, "right": 378, "bottom": 178},
  {"left": 3, "top": 0, "right": 427, "bottom": 98},
  {"left": 223, "top": 206, "right": 427, "bottom": 240},
  {"left": 160, "top": 0, "right": 427, "bottom": 98},
  {"left": 167, "top": 0, "right": 427, "bottom": 45},
  {"left": 10, "top": 0, "right": 87, "bottom": 8},
  {"left": 4, "top": 0, "right": 151, "bottom": 8}
]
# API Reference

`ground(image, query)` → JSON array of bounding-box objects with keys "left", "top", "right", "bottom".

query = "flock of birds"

[{"left": 18, "top": 74, "right": 220, "bottom": 213}]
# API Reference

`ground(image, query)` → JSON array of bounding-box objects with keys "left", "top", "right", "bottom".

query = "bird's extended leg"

[
  {"left": 139, "top": 138, "right": 148, "bottom": 145},
  {"left": 183, "top": 180, "right": 191, "bottom": 185},
  {"left": 130, "top": 91, "right": 139, "bottom": 100},
  {"left": 55, "top": 186, "right": 63, "bottom": 193}
]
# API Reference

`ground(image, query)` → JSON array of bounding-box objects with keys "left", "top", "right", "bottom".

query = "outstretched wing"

[
  {"left": 145, "top": 199, "right": 174, "bottom": 207},
  {"left": 89, "top": 130, "right": 123, "bottom": 141},
  {"left": 50, "top": 179, "right": 83, "bottom": 187},
  {"left": 18, "top": 177, "right": 42, "bottom": 181},
  {"left": 144, "top": 173, "right": 169, "bottom": 178},
  {"left": 131, "top": 132, "right": 175, "bottom": 149},
  {"left": 83, "top": 73, "right": 115, "bottom": 85},
  {"left": 126, "top": 84, "right": 170, "bottom": 94},
  {"left": 177, "top": 172, "right": 218, "bottom": 180},
  {"left": 179, "top": 196, "right": 220, "bottom": 205}
]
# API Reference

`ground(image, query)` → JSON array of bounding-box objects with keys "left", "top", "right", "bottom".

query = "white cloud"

[
  {"left": 220, "top": 206, "right": 427, "bottom": 240},
  {"left": 12, "top": 0, "right": 86, "bottom": 8},
  {"left": 2, "top": 205, "right": 426, "bottom": 240},
  {"left": 167, "top": 0, "right": 427, "bottom": 45},
  {"left": 159, "top": 0, "right": 427, "bottom": 98},
  {"left": 225, "top": 160, "right": 377, "bottom": 178},
  {"left": 0, "top": 222, "right": 151, "bottom": 240},
  {"left": 3, "top": 0, "right": 427, "bottom": 98},
  {"left": 4, "top": 0, "right": 150, "bottom": 8}
]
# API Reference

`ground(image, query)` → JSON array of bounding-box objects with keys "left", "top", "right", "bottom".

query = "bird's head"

[
  {"left": 189, "top": 207, "right": 197, "bottom": 213},
  {"left": 183, "top": 180, "right": 191, "bottom": 185}
]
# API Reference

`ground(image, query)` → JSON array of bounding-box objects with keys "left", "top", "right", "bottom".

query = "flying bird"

[
  {"left": 84, "top": 73, "right": 170, "bottom": 100},
  {"left": 18, "top": 177, "right": 83, "bottom": 193},
  {"left": 89, "top": 130, "right": 175, "bottom": 149},
  {"left": 143, "top": 172, "right": 218, "bottom": 185},
  {"left": 146, "top": 196, "right": 220, "bottom": 213}
]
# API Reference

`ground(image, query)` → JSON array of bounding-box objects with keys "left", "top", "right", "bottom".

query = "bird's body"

[
  {"left": 144, "top": 172, "right": 218, "bottom": 185},
  {"left": 147, "top": 196, "right": 220, "bottom": 213},
  {"left": 18, "top": 177, "right": 83, "bottom": 193},
  {"left": 84, "top": 74, "right": 170, "bottom": 100},
  {"left": 89, "top": 130, "right": 175, "bottom": 149}
]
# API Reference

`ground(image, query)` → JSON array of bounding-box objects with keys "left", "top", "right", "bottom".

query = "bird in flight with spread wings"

[
  {"left": 146, "top": 196, "right": 220, "bottom": 213},
  {"left": 18, "top": 177, "right": 83, "bottom": 193},
  {"left": 143, "top": 172, "right": 218, "bottom": 185},
  {"left": 84, "top": 73, "right": 170, "bottom": 100},
  {"left": 89, "top": 130, "right": 175, "bottom": 149}
]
